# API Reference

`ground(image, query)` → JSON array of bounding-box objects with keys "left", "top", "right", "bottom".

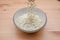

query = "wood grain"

[{"left": 0, "top": 0, "right": 60, "bottom": 40}]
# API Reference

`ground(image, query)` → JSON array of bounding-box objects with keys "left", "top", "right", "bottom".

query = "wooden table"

[{"left": 0, "top": 0, "right": 60, "bottom": 40}]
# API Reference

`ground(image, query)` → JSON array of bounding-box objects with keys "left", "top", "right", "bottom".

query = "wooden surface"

[{"left": 0, "top": 0, "right": 60, "bottom": 40}]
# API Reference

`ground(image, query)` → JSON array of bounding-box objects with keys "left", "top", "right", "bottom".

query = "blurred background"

[{"left": 0, "top": 0, "right": 60, "bottom": 40}]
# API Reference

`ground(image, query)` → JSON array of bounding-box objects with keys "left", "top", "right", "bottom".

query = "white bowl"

[{"left": 13, "top": 7, "right": 47, "bottom": 33}]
